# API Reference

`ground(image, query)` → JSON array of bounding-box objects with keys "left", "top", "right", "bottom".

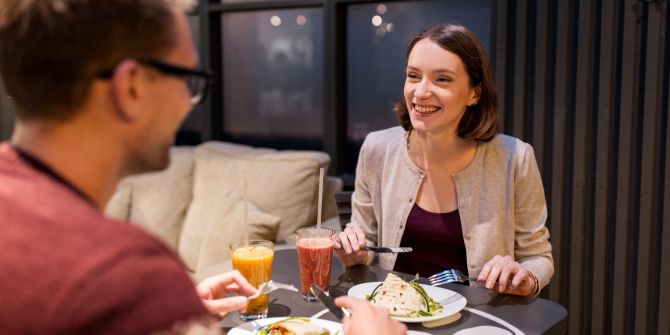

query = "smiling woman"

[{"left": 334, "top": 23, "right": 553, "bottom": 298}]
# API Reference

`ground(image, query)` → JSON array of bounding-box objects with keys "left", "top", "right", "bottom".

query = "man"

[{"left": 0, "top": 0, "right": 406, "bottom": 334}]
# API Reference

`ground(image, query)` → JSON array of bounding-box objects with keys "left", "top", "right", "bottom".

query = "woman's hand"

[
  {"left": 335, "top": 296, "right": 407, "bottom": 335},
  {"left": 196, "top": 270, "right": 258, "bottom": 317},
  {"left": 332, "top": 226, "right": 369, "bottom": 266},
  {"left": 477, "top": 255, "right": 537, "bottom": 296}
]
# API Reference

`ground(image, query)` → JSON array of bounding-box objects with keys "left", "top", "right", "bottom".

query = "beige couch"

[{"left": 105, "top": 141, "right": 342, "bottom": 279}]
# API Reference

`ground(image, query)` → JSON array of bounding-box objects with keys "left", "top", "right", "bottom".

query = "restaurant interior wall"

[{"left": 0, "top": 0, "right": 665, "bottom": 334}]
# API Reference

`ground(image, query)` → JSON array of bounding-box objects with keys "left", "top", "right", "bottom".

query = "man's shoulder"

[{"left": 0, "top": 196, "right": 205, "bottom": 334}]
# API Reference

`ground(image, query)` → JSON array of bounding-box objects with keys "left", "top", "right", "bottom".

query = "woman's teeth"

[{"left": 414, "top": 105, "right": 440, "bottom": 114}]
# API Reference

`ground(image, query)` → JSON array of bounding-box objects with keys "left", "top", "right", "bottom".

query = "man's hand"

[
  {"left": 332, "top": 226, "right": 369, "bottom": 266},
  {"left": 196, "top": 270, "right": 258, "bottom": 317},
  {"left": 335, "top": 296, "right": 407, "bottom": 335},
  {"left": 477, "top": 255, "right": 537, "bottom": 296}
]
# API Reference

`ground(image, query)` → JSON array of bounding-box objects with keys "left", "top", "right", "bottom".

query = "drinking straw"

[
  {"left": 243, "top": 169, "right": 249, "bottom": 246},
  {"left": 316, "top": 167, "right": 324, "bottom": 230}
]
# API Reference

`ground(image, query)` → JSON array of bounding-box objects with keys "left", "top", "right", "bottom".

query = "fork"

[
  {"left": 429, "top": 268, "right": 528, "bottom": 287},
  {"left": 438, "top": 293, "right": 465, "bottom": 306},
  {"left": 251, "top": 320, "right": 268, "bottom": 332},
  {"left": 428, "top": 269, "right": 478, "bottom": 286},
  {"left": 247, "top": 280, "right": 299, "bottom": 300}
]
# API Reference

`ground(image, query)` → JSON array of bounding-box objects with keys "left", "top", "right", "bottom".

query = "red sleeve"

[{"left": 53, "top": 249, "right": 210, "bottom": 335}]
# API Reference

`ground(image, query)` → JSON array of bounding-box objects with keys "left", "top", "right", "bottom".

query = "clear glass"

[
  {"left": 295, "top": 227, "right": 334, "bottom": 302},
  {"left": 230, "top": 240, "right": 275, "bottom": 321},
  {"left": 345, "top": 0, "right": 493, "bottom": 171},
  {"left": 221, "top": 8, "right": 324, "bottom": 150}
]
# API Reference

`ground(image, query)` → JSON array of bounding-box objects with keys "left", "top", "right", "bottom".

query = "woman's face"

[{"left": 404, "top": 38, "right": 478, "bottom": 135}]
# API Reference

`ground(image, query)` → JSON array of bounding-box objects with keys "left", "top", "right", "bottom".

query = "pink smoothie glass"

[{"left": 295, "top": 227, "right": 335, "bottom": 302}]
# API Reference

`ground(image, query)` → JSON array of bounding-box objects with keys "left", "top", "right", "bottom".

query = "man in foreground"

[{"left": 0, "top": 0, "right": 405, "bottom": 334}]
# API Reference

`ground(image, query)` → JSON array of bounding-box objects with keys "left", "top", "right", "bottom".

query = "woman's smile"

[{"left": 413, "top": 103, "right": 441, "bottom": 114}]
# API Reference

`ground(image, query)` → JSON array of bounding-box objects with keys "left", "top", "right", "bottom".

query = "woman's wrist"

[{"left": 527, "top": 271, "right": 540, "bottom": 297}]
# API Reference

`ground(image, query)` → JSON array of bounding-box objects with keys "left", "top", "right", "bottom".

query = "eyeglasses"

[{"left": 98, "top": 59, "right": 214, "bottom": 106}]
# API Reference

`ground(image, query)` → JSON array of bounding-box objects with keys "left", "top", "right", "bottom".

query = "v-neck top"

[{"left": 393, "top": 204, "right": 468, "bottom": 278}]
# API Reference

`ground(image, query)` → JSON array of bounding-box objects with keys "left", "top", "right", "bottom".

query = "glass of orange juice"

[{"left": 230, "top": 240, "right": 274, "bottom": 321}]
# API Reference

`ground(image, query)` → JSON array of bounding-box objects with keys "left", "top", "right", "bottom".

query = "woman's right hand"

[{"left": 332, "top": 226, "right": 368, "bottom": 266}]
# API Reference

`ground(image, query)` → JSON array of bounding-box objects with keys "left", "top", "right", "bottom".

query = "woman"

[{"left": 334, "top": 24, "right": 553, "bottom": 297}]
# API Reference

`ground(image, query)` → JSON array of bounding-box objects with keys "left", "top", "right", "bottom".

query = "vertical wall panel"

[
  {"left": 494, "top": 0, "right": 669, "bottom": 333},
  {"left": 548, "top": 0, "right": 571, "bottom": 311},
  {"left": 570, "top": 0, "right": 593, "bottom": 333},
  {"left": 532, "top": 0, "right": 548, "bottom": 170},
  {"left": 511, "top": 0, "right": 527, "bottom": 139},
  {"left": 614, "top": 0, "right": 638, "bottom": 334},
  {"left": 638, "top": 2, "right": 664, "bottom": 333},
  {"left": 659, "top": 4, "right": 670, "bottom": 334},
  {"left": 592, "top": 0, "right": 612, "bottom": 333},
  {"left": 494, "top": 0, "right": 508, "bottom": 132}
]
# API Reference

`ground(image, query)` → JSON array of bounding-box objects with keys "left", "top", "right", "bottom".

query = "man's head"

[
  {"left": 0, "top": 0, "right": 191, "bottom": 120},
  {"left": 0, "top": 0, "right": 200, "bottom": 174}
]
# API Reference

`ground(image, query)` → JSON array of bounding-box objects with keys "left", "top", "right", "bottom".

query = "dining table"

[{"left": 218, "top": 249, "right": 567, "bottom": 334}]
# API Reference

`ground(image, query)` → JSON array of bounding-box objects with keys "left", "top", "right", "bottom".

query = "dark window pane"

[
  {"left": 177, "top": 14, "right": 204, "bottom": 146},
  {"left": 221, "top": 9, "right": 324, "bottom": 150},
  {"left": 345, "top": 0, "right": 493, "bottom": 171},
  {"left": 187, "top": 14, "right": 200, "bottom": 51}
]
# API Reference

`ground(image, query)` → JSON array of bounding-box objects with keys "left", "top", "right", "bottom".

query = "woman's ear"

[
  {"left": 109, "top": 59, "right": 144, "bottom": 122},
  {"left": 470, "top": 85, "right": 482, "bottom": 105}
]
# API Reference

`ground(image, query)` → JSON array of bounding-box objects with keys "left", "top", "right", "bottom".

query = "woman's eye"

[
  {"left": 406, "top": 72, "right": 420, "bottom": 80},
  {"left": 436, "top": 77, "right": 452, "bottom": 83}
]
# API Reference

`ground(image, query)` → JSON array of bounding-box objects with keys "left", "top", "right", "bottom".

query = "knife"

[
  {"left": 310, "top": 284, "right": 350, "bottom": 320},
  {"left": 360, "top": 246, "right": 413, "bottom": 253}
]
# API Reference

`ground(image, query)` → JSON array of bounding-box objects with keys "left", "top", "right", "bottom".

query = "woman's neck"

[{"left": 408, "top": 129, "right": 476, "bottom": 171}]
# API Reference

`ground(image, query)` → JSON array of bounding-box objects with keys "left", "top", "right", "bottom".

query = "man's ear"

[{"left": 109, "top": 59, "right": 144, "bottom": 122}]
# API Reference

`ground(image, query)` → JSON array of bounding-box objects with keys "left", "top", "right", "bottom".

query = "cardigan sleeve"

[
  {"left": 513, "top": 144, "right": 555, "bottom": 291},
  {"left": 348, "top": 137, "right": 379, "bottom": 264}
]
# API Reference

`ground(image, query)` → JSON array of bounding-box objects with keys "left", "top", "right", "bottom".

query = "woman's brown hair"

[{"left": 393, "top": 24, "right": 499, "bottom": 141}]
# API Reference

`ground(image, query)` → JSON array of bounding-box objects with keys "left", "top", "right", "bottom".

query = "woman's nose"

[{"left": 414, "top": 80, "right": 432, "bottom": 98}]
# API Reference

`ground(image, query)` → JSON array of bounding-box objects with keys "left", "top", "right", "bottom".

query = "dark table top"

[{"left": 219, "top": 249, "right": 567, "bottom": 335}]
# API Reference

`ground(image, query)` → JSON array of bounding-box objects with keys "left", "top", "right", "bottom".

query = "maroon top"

[
  {"left": 0, "top": 143, "right": 209, "bottom": 334},
  {"left": 393, "top": 204, "right": 469, "bottom": 278}
]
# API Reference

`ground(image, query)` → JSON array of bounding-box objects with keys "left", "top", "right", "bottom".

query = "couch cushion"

[
  {"left": 192, "top": 142, "right": 330, "bottom": 243},
  {"left": 104, "top": 178, "right": 132, "bottom": 220},
  {"left": 106, "top": 147, "right": 195, "bottom": 250},
  {"left": 179, "top": 190, "right": 280, "bottom": 272}
]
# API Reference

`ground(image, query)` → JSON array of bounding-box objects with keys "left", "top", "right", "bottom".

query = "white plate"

[
  {"left": 454, "top": 326, "right": 512, "bottom": 335},
  {"left": 227, "top": 317, "right": 342, "bottom": 335},
  {"left": 348, "top": 282, "right": 467, "bottom": 323}
]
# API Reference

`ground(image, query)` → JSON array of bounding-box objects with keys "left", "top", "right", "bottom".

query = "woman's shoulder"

[
  {"left": 361, "top": 126, "right": 406, "bottom": 151},
  {"left": 364, "top": 126, "right": 406, "bottom": 142},
  {"left": 483, "top": 133, "right": 535, "bottom": 164}
]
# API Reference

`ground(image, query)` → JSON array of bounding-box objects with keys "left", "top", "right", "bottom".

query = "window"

[{"left": 221, "top": 8, "right": 324, "bottom": 150}]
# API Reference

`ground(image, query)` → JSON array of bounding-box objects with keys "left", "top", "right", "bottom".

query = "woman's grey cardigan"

[{"left": 348, "top": 126, "right": 554, "bottom": 290}]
